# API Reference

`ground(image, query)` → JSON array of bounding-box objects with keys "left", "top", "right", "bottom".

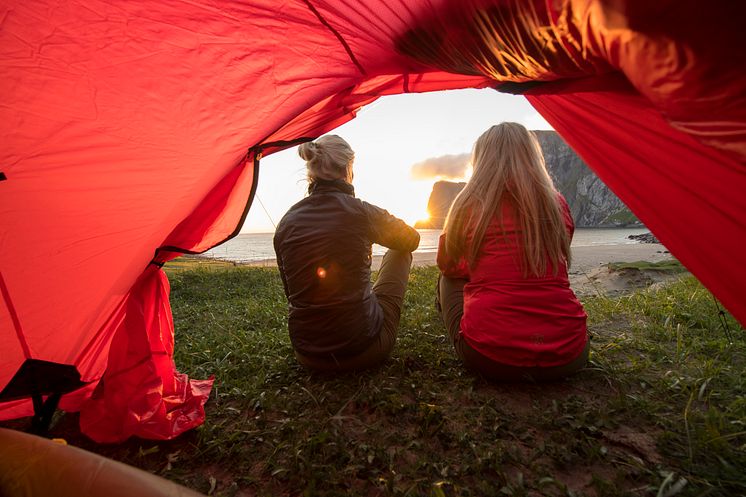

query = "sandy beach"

[
  {"left": 246, "top": 243, "right": 672, "bottom": 272},
  {"left": 243, "top": 243, "right": 678, "bottom": 297}
]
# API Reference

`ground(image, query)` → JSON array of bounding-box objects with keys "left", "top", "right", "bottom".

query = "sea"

[{"left": 201, "top": 228, "right": 650, "bottom": 264}]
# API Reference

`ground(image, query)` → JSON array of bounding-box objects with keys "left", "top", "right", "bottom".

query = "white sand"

[
  {"left": 245, "top": 243, "right": 678, "bottom": 297},
  {"left": 371, "top": 243, "right": 672, "bottom": 272},
  {"left": 247, "top": 244, "right": 670, "bottom": 269}
]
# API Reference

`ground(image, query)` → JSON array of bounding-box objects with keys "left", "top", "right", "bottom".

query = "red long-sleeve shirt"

[{"left": 437, "top": 194, "right": 587, "bottom": 367}]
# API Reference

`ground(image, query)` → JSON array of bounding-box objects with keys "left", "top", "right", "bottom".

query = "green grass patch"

[
  {"left": 11, "top": 264, "right": 744, "bottom": 496},
  {"left": 163, "top": 255, "right": 237, "bottom": 272},
  {"left": 602, "top": 209, "right": 640, "bottom": 226},
  {"left": 606, "top": 260, "right": 687, "bottom": 273}
]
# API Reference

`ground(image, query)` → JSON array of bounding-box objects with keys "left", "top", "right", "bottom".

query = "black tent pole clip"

[{"left": 30, "top": 390, "right": 63, "bottom": 436}]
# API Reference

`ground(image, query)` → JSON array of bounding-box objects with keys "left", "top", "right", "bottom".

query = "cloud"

[{"left": 410, "top": 153, "right": 470, "bottom": 180}]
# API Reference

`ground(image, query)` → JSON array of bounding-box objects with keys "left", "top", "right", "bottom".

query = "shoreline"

[
  {"left": 240, "top": 243, "right": 672, "bottom": 273},
  {"left": 208, "top": 243, "right": 679, "bottom": 297}
]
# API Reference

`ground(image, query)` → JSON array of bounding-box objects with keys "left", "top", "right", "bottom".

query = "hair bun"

[{"left": 298, "top": 141, "right": 318, "bottom": 161}]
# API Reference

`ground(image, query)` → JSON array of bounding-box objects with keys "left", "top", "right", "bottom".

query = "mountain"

[{"left": 414, "top": 130, "right": 640, "bottom": 229}]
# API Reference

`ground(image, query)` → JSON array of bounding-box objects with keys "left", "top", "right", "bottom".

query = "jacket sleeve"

[
  {"left": 436, "top": 233, "right": 470, "bottom": 280},
  {"left": 363, "top": 201, "right": 420, "bottom": 252}
]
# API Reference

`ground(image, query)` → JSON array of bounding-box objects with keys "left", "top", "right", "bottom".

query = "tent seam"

[
  {"left": 0, "top": 272, "right": 31, "bottom": 359},
  {"left": 301, "top": 0, "right": 367, "bottom": 76},
  {"left": 154, "top": 152, "right": 263, "bottom": 257},
  {"left": 154, "top": 137, "right": 316, "bottom": 258}
]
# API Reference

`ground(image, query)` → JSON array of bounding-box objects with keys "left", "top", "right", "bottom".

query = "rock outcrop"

[
  {"left": 535, "top": 131, "right": 639, "bottom": 228},
  {"left": 628, "top": 232, "right": 660, "bottom": 244},
  {"left": 415, "top": 130, "right": 641, "bottom": 229},
  {"left": 415, "top": 181, "right": 466, "bottom": 229}
]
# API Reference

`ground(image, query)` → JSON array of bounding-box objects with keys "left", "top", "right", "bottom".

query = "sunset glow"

[
  {"left": 241, "top": 89, "right": 552, "bottom": 233},
  {"left": 365, "top": 178, "right": 439, "bottom": 227}
]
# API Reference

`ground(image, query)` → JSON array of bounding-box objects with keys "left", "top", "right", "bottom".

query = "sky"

[{"left": 241, "top": 88, "right": 552, "bottom": 233}]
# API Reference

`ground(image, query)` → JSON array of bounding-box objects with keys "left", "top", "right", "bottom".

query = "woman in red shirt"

[{"left": 437, "top": 123, "right": 588, "bottom": 381}]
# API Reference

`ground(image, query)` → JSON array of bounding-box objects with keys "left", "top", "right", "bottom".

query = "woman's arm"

[
  {"left": 364, "top": 201, "right": 420, "bottom": 252},
  {"left": 557, "top": 193, "right": 575, "bottom": 239},
  {"left": 436, "top": 233, "right": 469, "bottom": 280}
]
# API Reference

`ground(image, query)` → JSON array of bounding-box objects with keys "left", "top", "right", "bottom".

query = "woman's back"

[
  {"left": 438, "top": 194, "right": 587, "bottom": 368},
  {"left": 275, "top": 182, "right": 374, "bottom": 305},
  {"left": 437, "top": 122, "right": 589, "bottom": 379},
  {"left": 276, "top": 134, "right": 420, "bottom": 372},
  {"left": 469, "top": 197, "right": 572, "bottom": 282},
  {"left": 275, "top": 178, "right": 419, "bottom": 358}
]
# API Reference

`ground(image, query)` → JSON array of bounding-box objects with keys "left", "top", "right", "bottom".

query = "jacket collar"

[{"left": 308, "top": 178, "right": 355, "bottom": 196}]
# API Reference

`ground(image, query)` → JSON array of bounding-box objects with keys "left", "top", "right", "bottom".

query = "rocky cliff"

[
  {"left": 415, "top": 181, "right": 466, "bottom": 229},
  {"left": 414, "top": 130, "right": 640, "bottom": 229}
]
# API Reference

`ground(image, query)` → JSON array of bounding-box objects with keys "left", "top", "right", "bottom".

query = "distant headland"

[{"left": 415, "top": 130, "right": 642, "bottom": 229}]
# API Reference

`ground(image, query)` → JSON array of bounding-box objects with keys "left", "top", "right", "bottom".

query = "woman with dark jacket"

[
  {"left": 273, "top": 135, "right": 420, "bottom": 371},
  {"left": 437, "top": 123, "right": 588, "bottom": 382}
]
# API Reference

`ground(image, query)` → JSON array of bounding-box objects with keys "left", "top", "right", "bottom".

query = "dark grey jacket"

[{"left": 273, "top": 179, "right": 420, "bottom": 357}]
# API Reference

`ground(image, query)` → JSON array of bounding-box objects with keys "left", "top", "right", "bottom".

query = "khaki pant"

[
  {"left": 295, "top": 250, "right": 412, "bottom": 371},
  {"left": 437, "top": 274, "right": 589, "bottom": 382}
]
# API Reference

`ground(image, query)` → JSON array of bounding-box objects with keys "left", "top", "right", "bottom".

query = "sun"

[{"left": 415, "top": 211, "right": 431, "bottom": 225}]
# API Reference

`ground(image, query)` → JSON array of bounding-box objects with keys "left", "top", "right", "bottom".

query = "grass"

[
  {"left": 5, "top": 259, "right": 745, "bottom": 496},
  {"left": 606, "top": 260, "right": 687, "bottom": 273},
  {"left": 602, "top": 209, "right": 640, "bottom": 226}
]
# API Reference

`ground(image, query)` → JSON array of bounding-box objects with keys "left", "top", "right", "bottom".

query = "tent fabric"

[
  {"left": 78, "top": 266, "right": 213, "bottom": 442},
  {"left": 526, "top": 75, "right": 746, "bottom": 330},
  {"left": 1, "top": 0, "right": 745, "bottom": 441},
  {"left": 76, "top": 256, "right": 214, "bottom": 442}
]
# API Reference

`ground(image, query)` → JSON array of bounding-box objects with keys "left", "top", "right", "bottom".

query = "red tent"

[{"left": 1, "top": 0, "right": 744, "bottom": 442}]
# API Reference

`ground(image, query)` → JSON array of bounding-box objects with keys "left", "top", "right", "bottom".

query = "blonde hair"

[
  {"left": 443, "top": 122, "right": 570, "bottom": 276},
  {"left": 299, "top": 135, "right": 354, "bottom": 183}
]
